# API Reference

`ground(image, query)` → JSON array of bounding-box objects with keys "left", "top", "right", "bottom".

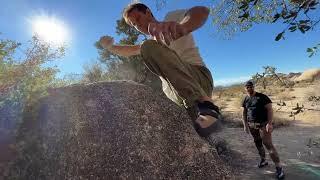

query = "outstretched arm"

[
  {"left": 108, "top": 44, "right": 141, "bottom": 57},
  {"left": 242, "top": 107, "right": 250, "bottom": 134},
  {"left": 180, "top": 6, "right": 210, "bottom": 33},
  {"left": 99, "top": 36, "right": 141, "bottom": 57}
]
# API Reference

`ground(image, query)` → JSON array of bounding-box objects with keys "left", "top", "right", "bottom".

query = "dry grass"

[
  {"left": 221, "top": 112, "right": 243, "bottom": 128},
  {"left": 288, "top": 87, "right": 295, "bottom": 92},
  {"left": 224, "top": 97, "right": 232, "bottom": 102},
  {"left": 214, "top": 77, "right": 319, "bottom": 128},
  {"left": 293, "top": 80, "right": 311, "bottom": 87},
  {"left": 214, "top": 84, "right": 246, "bottom": 99},
  {"left": 269, "top": 87, "right": 286, "bottom": 96},
  {"left": 305, "top": 84, "right": 320, "bottom": 97},
  {"left": 294, "top": 111, "right": 320, "bottom": 125},
  {"left": 232, "top": 96, "right": 245, "bottom": 109},
  {"left": 221, "top": 111, "right": 293, "bottom": 128},
  {"left": 273, "top": 112, "right": 293, "bottom": 127},
  {"left": 277, "top": 89, "right": 296, "bottom": 101}
]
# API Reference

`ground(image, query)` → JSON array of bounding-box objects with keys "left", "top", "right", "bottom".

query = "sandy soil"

[
  {"left": 217, "top": 122, "right": 320, "bottom": 180},
  {"left": 214, "top": 81, "right": 320, "bottom": 179}
]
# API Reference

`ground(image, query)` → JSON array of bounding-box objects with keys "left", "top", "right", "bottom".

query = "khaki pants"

[{"left": 140, "top": 40, "right": 213, "bottom": 109}]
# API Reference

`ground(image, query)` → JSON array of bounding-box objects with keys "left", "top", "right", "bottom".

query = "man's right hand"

[{"left": 99, "top": 36, "right": 114, "bottom": 50}]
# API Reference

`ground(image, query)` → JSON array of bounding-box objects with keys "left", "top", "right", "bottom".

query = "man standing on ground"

[
  {"left": 242, "top": 81, "right": 285, "bottom": 179},
  {"left": 99, "top": 3, "right": 222, "bottom": 138}
]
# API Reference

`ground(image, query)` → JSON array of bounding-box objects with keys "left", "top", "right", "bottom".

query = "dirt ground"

[
  {"left": 214, "top": 80, "right": 320, "bottom": 179},
  {"left": 1, "top": 81, "right": 319, "bottom": 179},
  {"left": 218, "top": 121, "right": 320, "bottom": 180}
]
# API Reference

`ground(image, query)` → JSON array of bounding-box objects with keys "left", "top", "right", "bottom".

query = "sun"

[{"left": 31, "top": 15, "right": 69, "bottom": 45}]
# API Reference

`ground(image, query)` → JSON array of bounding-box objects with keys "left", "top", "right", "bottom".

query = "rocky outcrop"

[{"left": 8, "top": 81, "right": 231, "bottom": 179}]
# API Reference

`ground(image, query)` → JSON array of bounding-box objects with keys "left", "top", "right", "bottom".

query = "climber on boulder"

[{"left": 99, "top": 3, "right": 221, "bottom": 137}]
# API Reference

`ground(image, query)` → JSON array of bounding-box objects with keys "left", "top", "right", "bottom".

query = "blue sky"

[{"left": 1, "top": 0, "right": 319, "bottom": 86}]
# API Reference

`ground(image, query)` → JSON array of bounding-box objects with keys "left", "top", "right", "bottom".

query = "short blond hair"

[{"left": 123, "top": 3, "right": 152, "bottom": 26}]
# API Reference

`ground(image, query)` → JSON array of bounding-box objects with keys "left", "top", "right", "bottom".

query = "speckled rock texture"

[{"left": 8, "top": 81, "right": 232, "bottom": 179}]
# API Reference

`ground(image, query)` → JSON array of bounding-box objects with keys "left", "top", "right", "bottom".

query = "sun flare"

[{"left": 31, "top": 15, "right": 69, "bottom": 45}]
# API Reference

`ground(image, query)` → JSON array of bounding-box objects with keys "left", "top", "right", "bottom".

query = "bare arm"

[
  {"left": 242, "top": 107, "right": 249, "bottom": 128},
  {"left": 108, "top": 44, "right": 141, "bottom": 57},
  {"left": 99, "top": 36, "right": 141, "bottom": 58},
  {"left": 180, "top": 6, "right": 210, "bottom": 33},
  {"left": 265, "top": 103, "right": 273, "bottom": 124}
]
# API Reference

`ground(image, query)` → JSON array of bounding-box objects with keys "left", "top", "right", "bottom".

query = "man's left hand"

[{"left": 266, "top": 123, "right": 273, "bottom": 133}]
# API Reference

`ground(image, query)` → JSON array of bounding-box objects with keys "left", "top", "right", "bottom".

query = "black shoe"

[
  {"left": 194, "top": 101, "right": 222, "bottom": 137},
  {"left": 257, "top": 159, "right": 268, "bottom": 168},
  {"left": 197, "top": 101, "right": 221, "bottom": 116},
  {"left": 276, "top": 166, "right": 285, "bottom": 179}
]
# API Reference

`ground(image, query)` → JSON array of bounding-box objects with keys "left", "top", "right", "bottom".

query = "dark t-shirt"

[{"left": 242, "top": 92, "right": 272, "bottom": 123}]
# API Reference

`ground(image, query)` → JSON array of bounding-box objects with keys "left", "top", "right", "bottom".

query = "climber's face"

[{"left": 126, "top": 9, "right": 155, "bottom": 35}]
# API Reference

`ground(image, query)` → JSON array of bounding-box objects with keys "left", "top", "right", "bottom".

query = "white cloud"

[{"left": 214, "top": 76, "right": 251, "bottom": 87}]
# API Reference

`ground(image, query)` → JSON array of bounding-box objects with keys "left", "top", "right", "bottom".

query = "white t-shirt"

[{"left": 163, "top": 9, "right": 205, "bottom": 66}]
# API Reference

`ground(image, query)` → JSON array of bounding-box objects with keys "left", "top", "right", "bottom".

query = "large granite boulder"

[{"left": 8, "top": 81, "right": 231, "bottom": 179}]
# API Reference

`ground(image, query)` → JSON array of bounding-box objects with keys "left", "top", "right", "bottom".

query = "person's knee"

[{"left": 263, "top": 141, "right": 274, "bottom": 151}]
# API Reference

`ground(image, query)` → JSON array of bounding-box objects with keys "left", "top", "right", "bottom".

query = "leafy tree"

[
  {"left": 53, "top": 73, "right": 83, "bottom": 87},
  {"left": 82, "top": 61, "right": 106, "bottom": 82},
  {"left": 155, "top": 0, "right": 319, "bottom": 56},
  {"left": 0, "top": 36, "right": 64, "bottom": 104},
  {"left": 0, "top": 35, "right": 65, "bottom": 129},
  {"left": 211, "top": 0, "right": 277, "bottom": 37},
  {"left": 234, "top": 0, "right": 319, "bottom": 57}
]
